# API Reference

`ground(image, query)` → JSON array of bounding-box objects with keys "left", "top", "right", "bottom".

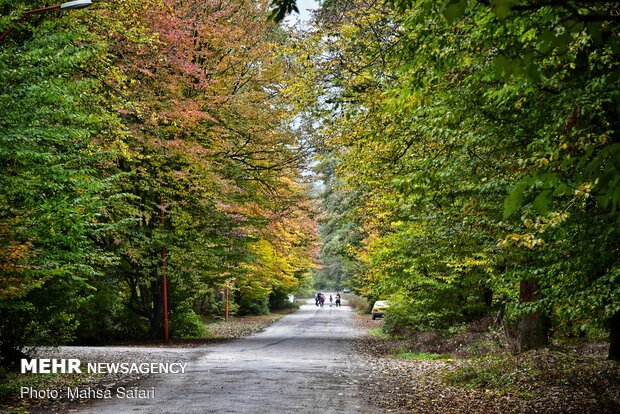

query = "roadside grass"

[
  {"left": 442, "top": 354, "right": 537, "bottom": 397},
  {"left": 396, "top": 350, "right": 451, "bottom": 360},
  {"left": 442, "top": 348, "right": 620, "bottom": 402},
  {"left": 358, "top": 315, "right": 620, "bottom": 409},
  {"left": 368, "top": 327, "right": 391, "bottom": 339}
]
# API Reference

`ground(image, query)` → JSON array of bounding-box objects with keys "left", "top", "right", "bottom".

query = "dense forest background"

[{"left": 1, "top": 0, "right": 619, "bottom": 370}]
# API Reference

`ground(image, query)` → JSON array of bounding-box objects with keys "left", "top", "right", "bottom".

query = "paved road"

[{"left": 78, "top": 298, "right": 379, "bottom": 413}]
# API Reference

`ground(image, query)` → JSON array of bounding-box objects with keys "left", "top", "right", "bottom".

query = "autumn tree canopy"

[{"left": 0, "top": 0, "right": 316, "bottom": 364}]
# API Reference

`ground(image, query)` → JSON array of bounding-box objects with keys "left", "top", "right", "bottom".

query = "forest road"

[{"left": 77, "top": 298, "right": 381, "bottom": 414}]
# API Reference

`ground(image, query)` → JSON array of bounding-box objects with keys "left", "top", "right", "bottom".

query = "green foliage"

[
  {"left": 0, "top": 3, "right": 117, "bottom": 361},
  {"left": 313, "top": 156, "right": 363, "bottom": 290},
  {"left": 238, "top": 296, "right": 270, "bottom": 316},
  {"left": 169, "top": 304, "right": 211, "bottom": 339},
  {"left": 294, "top": 0, "right": 620, "bottom": 355},
  {"left": 268, "top": 0, "right": 299, "bottom": 23},
  {"left": 269, "top": 289, "right": 294, "bottom": 310},
  {"left": 74, "top": 278, "right": 151, "bottom": 343}
]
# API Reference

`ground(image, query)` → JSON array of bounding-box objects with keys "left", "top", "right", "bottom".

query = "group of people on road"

[{"left": 315, "top": 292, "right": 341, "bottom": 307}]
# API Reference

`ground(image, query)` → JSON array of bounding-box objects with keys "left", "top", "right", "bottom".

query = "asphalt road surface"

[{"left": 78, "top": 298, "right": 380, "bottom": 413}]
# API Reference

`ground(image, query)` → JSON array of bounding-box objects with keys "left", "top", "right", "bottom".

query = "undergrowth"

[{"left": 396, "top": 350, "right": 451, "bottom": 360}]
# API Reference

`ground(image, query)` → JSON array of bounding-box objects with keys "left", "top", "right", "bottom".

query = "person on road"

[
  {"left": 335, "top": 293, "right": 341, "bottom": 307},
  {"left": 329, "top": 295, "right": 333, "bottom": 307},
  {"left": 319, "top": 294, "right": 325, "bottom": 307},
  {"left": 315, "top": 292, "right": 322, "bottom": 306}
]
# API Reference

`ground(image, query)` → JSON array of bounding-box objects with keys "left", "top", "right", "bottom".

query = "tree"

[
  {"left": 79, "top": 0, "right": 316, "bottom": 334},
  {"left": 1, "top": 0, "right": 318, "bottom": 357},
  {"left": 295, "top": 0, "right": 620, "bottom": 358},
  {"left": 0, "top": 1, "right": 119, "bottom": 364}
]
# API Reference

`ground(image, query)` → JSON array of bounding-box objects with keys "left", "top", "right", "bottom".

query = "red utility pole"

[
  {"left": 160, "top": 195, "right": 169, "bottom": 341},
  {"left": 225, "top": 284, "right": 229, "bottom": 322}
]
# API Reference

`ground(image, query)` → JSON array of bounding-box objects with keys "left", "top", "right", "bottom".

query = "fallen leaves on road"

[{"left": 205, "top": 312, "right": 292, "bottom": 339}]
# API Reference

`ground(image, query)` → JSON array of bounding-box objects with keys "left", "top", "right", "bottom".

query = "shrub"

[
  {"left": 170, "top": 305, "right": 210, "bottom": 339},
  {"left": 269, "top": 289, "right": 296, "bottom": 310},
  {"left": 238, "top": 296, "right": 270, "bottom": 316}
]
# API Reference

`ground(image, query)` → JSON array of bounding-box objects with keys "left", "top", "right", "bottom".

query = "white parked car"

[{"left": 371, "top": 300, "right": 389, "bottom": 320}]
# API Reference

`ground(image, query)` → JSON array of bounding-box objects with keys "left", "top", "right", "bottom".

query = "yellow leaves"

[
  {"left": 111, "top": 139, "right": 143, "bottom": 161},
  {"left": 499, "top": 232, "right": 545, "bottom": 249},
  {"left": 238, "top": 178, "right": 317, "bottom": 297},
  {"left": 530, "top": 211, "right": 570, "bottom": 231},
  {"left": 574, "top": 181, "right": 593, "bottom": 199},
  {"left": 245, "top": 239, "right": 297, "bottom": 291},
  {"left": 463, "top": 256, "right": 490, "bottom": 268},
  {"left": 499, "top": 211, "right": 570, "bottom": 249},
  {"left": 0, "top": 240, "right": 33, "bottom": 272},
  {"left": 406, "top": 93, "right": 426, "bottom": 108},
  {"left": 462, "top": 54, "right": 473, "bottom": 67},
  {"left": 0, "top": 240, "right": 40, "bottom": 300},
  {"left": 339, "top": 23, "right": 358, "bottom": 38},
  {"left": 445, "top": 255, "right": 491, "bottom": 273}
]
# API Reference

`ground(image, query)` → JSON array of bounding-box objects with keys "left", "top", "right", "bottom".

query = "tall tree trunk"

[
  {"left": 517, "top": 311, "right": 548, "bottom": 352},
  {"left": 516, "top": 278, "right": 548, "bottom": 353},
  {"left": 609, "top": 311, "right": 620, "bottom": 361},
  {"left": 149, "top": 278, "right": 163, "bottom": 339}
]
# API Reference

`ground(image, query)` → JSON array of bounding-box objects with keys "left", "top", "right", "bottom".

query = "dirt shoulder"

[{"left": 352, "top": 314, "right": 620, "bottom": 414}]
